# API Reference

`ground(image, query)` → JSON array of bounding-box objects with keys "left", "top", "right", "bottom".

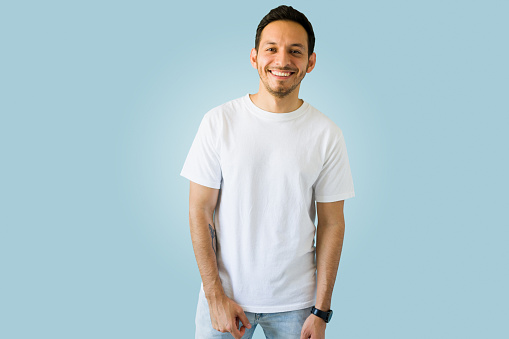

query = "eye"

[
  {"left": 266, "top": 48, "right": 276, "bottom": 52},
  {"left": 291, "top": 50, "right": 302, "bottom": 55}
]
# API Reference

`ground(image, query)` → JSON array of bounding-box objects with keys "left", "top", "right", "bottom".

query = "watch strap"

[{"left": 311, "top": 306, "right": 333, "bottom": 323}]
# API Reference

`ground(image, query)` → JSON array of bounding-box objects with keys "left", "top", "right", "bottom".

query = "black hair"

[{"left": 255, "top": 5, "right": 315, "bottom": 57}]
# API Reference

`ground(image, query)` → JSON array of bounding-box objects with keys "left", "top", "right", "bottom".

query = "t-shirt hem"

[
  {"left": 315, "top": 191, "right": 355, "bottom": 203},
  {"left": 238, "top": 300, "right": 315, "bottom": 313},
  {"left": 180, "top": 171, "right": 221, "bottom": 189},
  {"left": 199, "top": 285, "right": 314, "bottom": 313}
]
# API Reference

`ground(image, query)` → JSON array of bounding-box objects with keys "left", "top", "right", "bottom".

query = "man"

[{"left": 180, "top": 5, "right": 355, "bottom": 339}]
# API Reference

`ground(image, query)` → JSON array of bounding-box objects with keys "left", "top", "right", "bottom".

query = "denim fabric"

[{"left": 195, "top": 291, "right": 313, "bottom": 339}]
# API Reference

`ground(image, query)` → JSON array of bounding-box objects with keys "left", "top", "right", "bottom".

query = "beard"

[{"left": 259, "top": 64, "right": 307, "bottom": 98}]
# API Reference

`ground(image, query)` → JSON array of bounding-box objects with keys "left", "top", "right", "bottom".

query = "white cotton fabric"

[{"left": 180, "top": 94, "right": 355, "bottom": 313}]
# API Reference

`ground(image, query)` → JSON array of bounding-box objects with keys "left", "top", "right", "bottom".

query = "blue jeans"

[{"left": 195, "top": 291, "right": 313, "bottom": 338}]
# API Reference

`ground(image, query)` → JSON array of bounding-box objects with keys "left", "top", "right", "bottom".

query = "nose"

[{"left": 274, "top": 49, "right": 291, "bottom": 68}]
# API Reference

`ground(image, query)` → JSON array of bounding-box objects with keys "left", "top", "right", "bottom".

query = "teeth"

[{"left": 271, "top": 70, "right": 291, "bottom": 77}]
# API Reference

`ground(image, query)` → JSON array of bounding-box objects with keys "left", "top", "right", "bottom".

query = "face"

[{"left": 251, "top": 20, "right": 316, "bottom": 98}]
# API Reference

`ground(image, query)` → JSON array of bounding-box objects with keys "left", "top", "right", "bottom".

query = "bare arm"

[
  {"left": 188, "top": 181, "right": 251, "bottom": 339},
  {"left": 315, "top": 200, "right": 345, "bottom": 311},
  {"left": 301, "top": 200, "right": 345, "bottom": 338},
  {"left": 189, "top": 181, "right": 223, "bottom": 298}
]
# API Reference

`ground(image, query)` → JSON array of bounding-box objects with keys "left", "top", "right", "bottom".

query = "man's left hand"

[{"left": 300, "top": 314, "right": 326, "bottom": 339}]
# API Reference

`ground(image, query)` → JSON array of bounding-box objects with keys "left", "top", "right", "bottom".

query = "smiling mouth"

[{"left": 269, "top": 70, "right": 295, "bottom": 78}]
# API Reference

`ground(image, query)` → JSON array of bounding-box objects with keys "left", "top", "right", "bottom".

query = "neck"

[{"left": 249, "top": 83, "right": 303, "bottom": 113}]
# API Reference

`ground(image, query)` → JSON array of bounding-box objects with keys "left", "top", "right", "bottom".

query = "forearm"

[
  {"left": 315, "top": 218, "right": 345, "bottom": 310},
  {"left": 189, "top": 208, "right": 224, "bottom": 299}
]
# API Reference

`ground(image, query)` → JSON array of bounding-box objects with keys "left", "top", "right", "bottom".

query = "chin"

[{"left": 269, "top": 87, "right": 294, "bottom": 98}]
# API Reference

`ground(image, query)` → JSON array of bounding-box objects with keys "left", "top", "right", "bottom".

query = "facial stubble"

[{"left": 259, "top": 62, "right": 308, "bottom": 99}]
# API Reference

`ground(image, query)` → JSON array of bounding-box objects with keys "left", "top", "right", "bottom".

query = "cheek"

[{"left": 257, "top": 56, "right": 271, "bottom": 68}]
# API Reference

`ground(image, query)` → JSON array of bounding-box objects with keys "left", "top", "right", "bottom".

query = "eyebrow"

[{"left": 263, "top": 42, "right": 306, "bottom": 49}]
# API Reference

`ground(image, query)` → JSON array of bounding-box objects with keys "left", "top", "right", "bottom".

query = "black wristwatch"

[{"left": 311, "top": 306, "right": 333, "bottom": 323}]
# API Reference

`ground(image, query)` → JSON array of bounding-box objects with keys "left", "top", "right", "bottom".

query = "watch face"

[{"left": 327, "top": 310, "right": 333, "bottom": 321}]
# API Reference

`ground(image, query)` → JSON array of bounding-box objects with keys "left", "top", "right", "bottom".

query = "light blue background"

[{"left": 1, "top": 0, "right": 507, "bottom": 338}]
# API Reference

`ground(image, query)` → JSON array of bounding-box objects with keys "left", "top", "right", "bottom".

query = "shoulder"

[
  {"left": 204, "top": 96, "right": 245, "bottom": 120},
  {"left": 305, "top": 102, "right": 344, "bottom": 139},
  {"left": 197, "top": 96, "right": 245, "bottom": 132}
]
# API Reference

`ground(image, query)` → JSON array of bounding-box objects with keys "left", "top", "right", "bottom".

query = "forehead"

[{"left": 259, "top": 20, "right": 308, "bottom": 48}]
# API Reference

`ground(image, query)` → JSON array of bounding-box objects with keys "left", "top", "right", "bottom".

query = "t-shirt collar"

[{"left": 243, "top": 94, "right": 310, "bottom": 121}]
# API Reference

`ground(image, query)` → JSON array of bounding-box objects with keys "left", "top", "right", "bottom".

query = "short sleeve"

[
  {"left": 180, "top": 113, "right": 222, "bottom": 189},
  {"left": 313, "top": 132, "right": 355, "bottom": 202}
]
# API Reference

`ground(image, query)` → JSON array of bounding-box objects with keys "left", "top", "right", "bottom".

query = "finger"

[
  {"left": 239, "top": 325, "right": 246, "bottom": 337},
  {"left": 237, "top": 310, "right": 252, "bottom": 329},
  {"left": 234, "top": 316, "right": 248, "bottom": 336},
  {"left": 230, "top": 321, "right": 242, "bottom": 339}
]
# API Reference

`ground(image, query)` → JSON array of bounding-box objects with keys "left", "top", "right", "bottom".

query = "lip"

[{"left": 268, "top": 69, "right": 296, "bottom": 79}]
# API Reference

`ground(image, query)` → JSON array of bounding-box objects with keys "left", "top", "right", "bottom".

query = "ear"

[
  {"left": 250, "top": 48, "right": 258, "bottom": 69},
  {"left": 306, "top": 52, "right": 316, "bottom": 73}
]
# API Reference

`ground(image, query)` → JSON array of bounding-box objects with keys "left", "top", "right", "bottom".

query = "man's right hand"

[{"left": 207, "top": 293, "right": 252, "bottom": 339}]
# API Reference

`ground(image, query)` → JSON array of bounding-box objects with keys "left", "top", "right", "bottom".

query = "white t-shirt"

[{"left": 180, "top": 94, "right": 355, "bottom": 313}]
